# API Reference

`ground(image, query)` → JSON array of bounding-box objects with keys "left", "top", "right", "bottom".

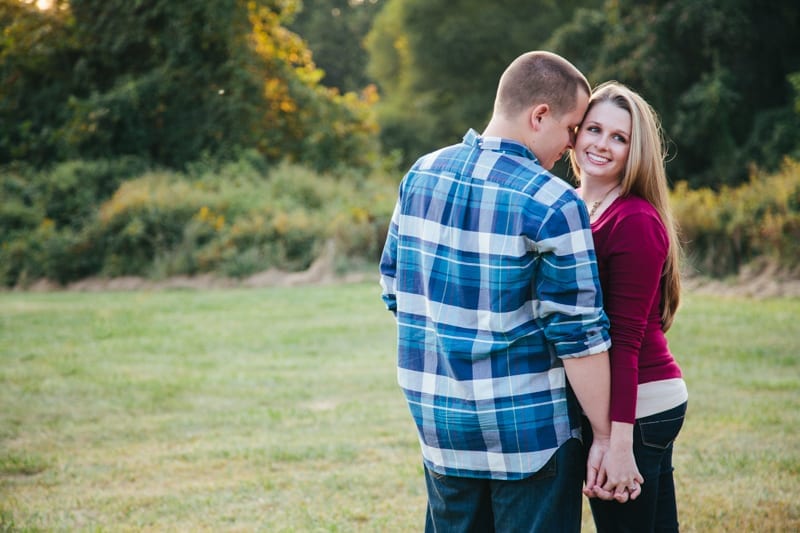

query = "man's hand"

[
  {"left": 584, "top": 422, "right": 644, "bottom": 502},
  {"left": 583, "top": 435, "right": 609, "bottom": 498}
]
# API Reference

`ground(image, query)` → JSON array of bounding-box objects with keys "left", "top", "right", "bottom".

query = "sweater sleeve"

[{"left": 605, "top": 210, "right": 668, "bottom": 423}]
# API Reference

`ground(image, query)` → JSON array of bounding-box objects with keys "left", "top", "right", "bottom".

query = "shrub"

[
  {"left": 40, "top": 157, "right": 151, "bottom": 229},
  {"left": 0, "top": 155, "right": 400, "bottom": 287},
  {"left": 673, "top": 158, "right": 800, "bottom": 276},
  {"left": 5, "top": 153, "right": 795, "bottom": 288}
]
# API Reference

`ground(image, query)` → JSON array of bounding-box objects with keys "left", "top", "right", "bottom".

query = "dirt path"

[
  {"left": 16, "top": 252, "right": 800, "bottom": 298},
  {"left": 683, "top": 259, "right": 800, "bottom": 299}
]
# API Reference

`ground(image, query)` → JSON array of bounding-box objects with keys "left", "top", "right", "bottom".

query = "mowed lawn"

[{"left": 1, "top": 281, "right": 798, "bottom": 532}]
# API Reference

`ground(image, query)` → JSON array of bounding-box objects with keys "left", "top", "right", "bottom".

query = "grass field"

[{"left": 1, "top": 281, "right": 798, "bottom": 532}]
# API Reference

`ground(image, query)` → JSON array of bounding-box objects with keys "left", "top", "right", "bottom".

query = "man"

[{"left": 379, "top": 51, "right": 631, "bottom": 532}]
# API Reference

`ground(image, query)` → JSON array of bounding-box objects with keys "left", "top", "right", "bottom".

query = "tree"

[
  {"left": 365, "top": 0, "right": 603, "bottom": 167},
  {"left": 246, "top": 1, "right": 379, "bottom": 171},
  {"left": 546, "top": 0, "right": 800, "bottom": 188},
  {"left": 288, "top": 0, "right": 383, "bottom": 93},
  {"left": 0, "top": 0, "right": 76, "bottom": 165},
  {"left": 0, "top": 0, "right": 378, "bottom": 170}
]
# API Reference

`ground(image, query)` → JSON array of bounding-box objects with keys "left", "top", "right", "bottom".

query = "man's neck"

[{"left": 482, "top": 115, "right": 523, "bottom": 143}]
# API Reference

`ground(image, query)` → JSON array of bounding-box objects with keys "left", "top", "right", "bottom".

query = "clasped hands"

[{"left": 584, "top": 439, "right": 644, "bottom": 503}]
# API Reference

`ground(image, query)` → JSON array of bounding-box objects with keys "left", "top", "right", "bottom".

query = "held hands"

[{"left": 584, "top": 425, "right": 644, "bottom": 503}]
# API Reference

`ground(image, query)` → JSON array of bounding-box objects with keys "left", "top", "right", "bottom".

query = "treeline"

[
  {"left": 1, "top": 0, "right": 799, "bottom": 287},
  {"left": 361, "top": 0, "right": 800, "bottom": 188},
  {"left": 5, "top": 1, "right": 799, "bottom": 185}
]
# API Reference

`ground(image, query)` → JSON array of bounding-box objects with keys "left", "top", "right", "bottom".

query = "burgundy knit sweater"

[{"left": 591, "top": 195, "right": 683, "bottom": 423}]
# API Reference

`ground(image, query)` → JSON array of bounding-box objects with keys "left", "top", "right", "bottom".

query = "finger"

[
  {"left": 628, "top": 483, "right": 642, "bottom": 501},
  {"left": 595, "top": 467, "right": 607, "bottom": 489},
  {"left": 585, "top": 465, "right": 598, "bottom": 492},
  {"left": 613, "top": 483, "right": 630, "bottom": 503},
  {"left": 600, "top": 477, "right": 616, "bottom": 494},
  {"left": 592, "top": 486, "right": 615, "bottom": 500}
]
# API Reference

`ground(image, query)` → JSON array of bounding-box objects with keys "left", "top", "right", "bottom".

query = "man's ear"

[{"left": 529, "top": 104, "right": 550, "bottom": 131}]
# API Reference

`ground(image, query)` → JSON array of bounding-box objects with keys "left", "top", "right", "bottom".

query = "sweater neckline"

[{"left": 590, "top": 195, "right": 624, "bottom": 226}]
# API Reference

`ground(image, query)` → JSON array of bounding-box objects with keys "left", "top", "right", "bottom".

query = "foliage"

[
  {"left": 4, "top": 1, "right": 800, "bottom": 284},
  {"left": 247, "top": 2, "right": 380, "bottom": 171},
  {"left": 0, "top": 0, "right": 75, "bottom": 165},
  {"left": 364, "top": 0, "right": 603, "bottom": 168},
  {"left": 0, "top": 0, "right": 379, "bottom": 171},
  {"left": 359, "top": 0, "right": 800, "bottom": 186},
  {"left": 0, "top": 157, "right": 151, "bottom": 284},
  {"left": 0, "top": 157, "right": 397, "bottom": 287},
  {"left": 672, "top": 158, "right": 800, "bottom": 277},
  {"left": 288, "top": 0, "right": 383, "bottom": 93},
  {"left": 3, "top": 154, "right": 798, "bottom": 287},
  {"left": 545, "top": 0, "right": 800, "bottom": 188}
]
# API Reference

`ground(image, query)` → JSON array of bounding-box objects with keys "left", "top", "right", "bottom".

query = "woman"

[{"left": 572, "top": 81, "right": 689, "bottom": 533}]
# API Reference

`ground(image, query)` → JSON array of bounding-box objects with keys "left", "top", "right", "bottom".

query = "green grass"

[{"left": 1, "top": 283, "right": 798, "bottom": 532}]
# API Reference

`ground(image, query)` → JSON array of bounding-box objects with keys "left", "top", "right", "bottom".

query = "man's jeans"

[
  {"left": 423, "top": 438, "right": 584, "bottom": 533},
  {"left": 584, "top": 402, "right": 688, "bottom": 533}
]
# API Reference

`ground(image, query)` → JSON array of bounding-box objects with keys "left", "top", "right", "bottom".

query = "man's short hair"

[{"left": 494, "top": 51, "right": 590, "bottom": 119}]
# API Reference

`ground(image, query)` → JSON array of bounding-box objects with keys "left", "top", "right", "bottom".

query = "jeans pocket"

[{"left": 638, "top": 406, "right": 686, "bottom": 450}]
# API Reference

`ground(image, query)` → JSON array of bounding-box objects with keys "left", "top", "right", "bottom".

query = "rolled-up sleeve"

[{"left": 533, "top": 200, "right": 611, "bottom": 358}]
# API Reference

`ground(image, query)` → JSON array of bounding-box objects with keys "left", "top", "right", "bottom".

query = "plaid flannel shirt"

[{"left": 379, "top": 129, "right": 611, "bottom": 480}]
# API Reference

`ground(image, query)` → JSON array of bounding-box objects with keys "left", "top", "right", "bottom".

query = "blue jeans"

[
  {"left": 583, "top": 402, "right": 688, "bottom": 533},
  {"left": 423, "top": 438, "right": 584, "bottom": 533}
]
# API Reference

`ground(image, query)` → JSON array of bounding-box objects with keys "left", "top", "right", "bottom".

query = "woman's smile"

[{"left": 575, "top": 101, "right": 632, "bottom": 181}]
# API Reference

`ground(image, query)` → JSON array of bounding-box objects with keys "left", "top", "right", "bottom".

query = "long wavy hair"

[{"left": 571, "top": 81, "right": 682, "bottom": 331}]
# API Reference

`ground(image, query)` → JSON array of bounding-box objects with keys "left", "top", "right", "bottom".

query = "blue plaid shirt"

[{"left": 380, "top": 129, "right": 611, "bottom": 480}]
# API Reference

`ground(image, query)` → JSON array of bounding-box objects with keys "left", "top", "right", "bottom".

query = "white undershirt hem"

[{"left": 636, "top": 378, "right": 688, "bottom": 419}]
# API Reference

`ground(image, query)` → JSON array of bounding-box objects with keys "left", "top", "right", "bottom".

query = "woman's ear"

[{"left": 529, "top": 104, "right": 550, "bottom": 131}]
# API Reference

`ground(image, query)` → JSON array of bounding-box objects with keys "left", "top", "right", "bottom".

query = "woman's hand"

[{"left": 586, "top": 421, "right": 644, "bottom": 502}]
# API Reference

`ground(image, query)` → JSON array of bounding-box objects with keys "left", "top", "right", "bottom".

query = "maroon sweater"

[{"left": 591, "top": 195, "right": 683, "bottom": 423}]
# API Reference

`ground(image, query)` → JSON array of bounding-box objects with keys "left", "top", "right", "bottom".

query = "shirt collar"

[{"left": 463, "top": 128, "right": 540, "bottom": 165}]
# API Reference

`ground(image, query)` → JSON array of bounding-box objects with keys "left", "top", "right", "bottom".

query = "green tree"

[
  {"left": 246, "top": 1, "right": 379, "bottom": 171},
  {"left": 0, "top": 0, "right": 76, "bottom": 165},
  {"left": 0, "top": 0, "right": 378, "bottom": 171},
  {"left": 63, "top": 0, "right": 266, "bottom": 167},
  {"left": 288, "top": 0, "right": 383, "bottom": 93},
  {"left": 365, "top": 0, "right": 603, "bottom": 167},
  {"left": 546, "top": 0, "right": 800, "bottom": 188}
]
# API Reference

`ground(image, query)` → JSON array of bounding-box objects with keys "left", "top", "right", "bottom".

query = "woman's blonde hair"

[{"left": 571, "top": 81, "right": 682, "bottom": 331}]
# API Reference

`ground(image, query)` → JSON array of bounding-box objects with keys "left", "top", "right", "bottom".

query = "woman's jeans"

[
  {"left": 423, "top": 438, "right": 584, "bottom": 533},
  {"left": 583, "top": 402, "right": 688, "bottom": 533}
]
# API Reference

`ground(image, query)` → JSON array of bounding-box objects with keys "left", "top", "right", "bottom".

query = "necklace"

[{"left": 587, "top": 185, "right": 620, "bottom": 218}]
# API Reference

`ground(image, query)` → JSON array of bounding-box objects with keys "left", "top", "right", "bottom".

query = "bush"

[
  {"left": 0, "top": 156, "right": 400, "bottom": 286},
  {"left": 40, "top": 157, "right": 151, "bottom": 229},
  {"left": 673, "top": 158, "right": 800, "bottom": 277},
  {"left": 5, "top": 151, "right": 796, "bottom": 288}
]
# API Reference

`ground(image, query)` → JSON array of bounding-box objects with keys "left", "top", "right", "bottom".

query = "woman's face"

[{"left": 574, "top": 100, "right": 632, "bottom": 182}]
